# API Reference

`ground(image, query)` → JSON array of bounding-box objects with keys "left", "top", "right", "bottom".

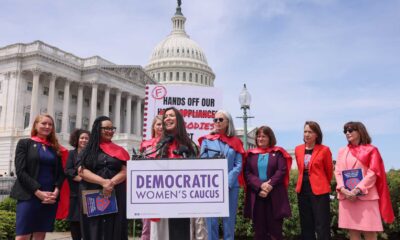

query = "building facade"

[{"left": 0, "top": 40, "right": 156, "bottom": 174}]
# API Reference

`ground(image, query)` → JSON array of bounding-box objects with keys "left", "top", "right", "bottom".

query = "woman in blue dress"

[
  {"left": 11, "top": 114, "right": 65, "bottom": 240},
  {"left": 199, "top": 110, "right": 245, "bottom": 240}
]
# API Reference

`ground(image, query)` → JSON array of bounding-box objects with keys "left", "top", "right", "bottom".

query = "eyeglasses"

[
  {"left": 101, "top": 127, "right": 117, "bottom": 132},
  {"left": 213, "top": 118, "right": 224, "bottom": 123},
  {"left": 343, "top": 128, "right": 356, "bottom": 134}
]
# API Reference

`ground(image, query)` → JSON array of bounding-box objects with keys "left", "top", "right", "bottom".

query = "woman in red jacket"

[{"left": 295, "top": 121, "right": 333, "bottom": 240}]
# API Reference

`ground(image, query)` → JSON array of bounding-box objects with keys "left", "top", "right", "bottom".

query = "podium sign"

[{"left": 127, "top": 158, "right": 229, "bottom": 219}]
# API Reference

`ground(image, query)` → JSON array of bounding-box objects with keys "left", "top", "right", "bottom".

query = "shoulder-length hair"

[
  {"left": 69, "top": 128, "right": 90, "bottom": 149},
  {"left": 160, "top": 107, "right": 196, "bottom": 156},
  {"left": 151, "top": 115, "right": 163, "bottom": 138},
  {"left": 30, "top": 114, "right": 61, "bottom": 156},
  {"left": 304, "top": 121, "right": 323, "bottom": 145},
  {"left": 344, "top": 121, "right": 371, "bottom": 145},
  {"left": 255, "top": 126, "right": 276, "bottom": 148},
  {"left": 216, "top": 110, "right": 236, "bottom": 137},
  {"left": 80, "top": 116, "right": 111, "bottom": 169}
]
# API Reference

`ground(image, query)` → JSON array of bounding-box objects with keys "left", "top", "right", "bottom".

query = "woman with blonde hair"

[{"left": 11, "top": 114, "right": 66, "bottom": 240}]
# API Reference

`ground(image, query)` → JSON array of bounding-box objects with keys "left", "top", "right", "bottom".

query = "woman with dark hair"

[
  {"left": 65, "top": 129, "right": 90, "bottom": 240},
  {"left": 334, "top": 122, "right": 394, "bottom": 240},
  {"left": 78, "top": 116, "right": 130, "bottom": 240},
  {"left": 294, "top": 121, "right": 333, "bottom": 240},
  {"left": 10, "top": 114, "right": 66, "bottom": 240},
  {"left": 139, "top": 115, "right": 162, "bottom": 240},
  {"left": 198, "top": 110, "right": 245, "bottom": 240},
  {"left": 150, "top": 107, "right": 199, "bottom": 240},
  {"left": 244, "top": 126, "right": 292, "bottom": 240}
]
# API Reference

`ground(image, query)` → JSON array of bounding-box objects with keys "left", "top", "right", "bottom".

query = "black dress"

[
  {"left": 79, "top": 151, "right": 127, "bottom": 240},
  {"left": 65, "top": 149, "right": 80, "bottom": 222}
]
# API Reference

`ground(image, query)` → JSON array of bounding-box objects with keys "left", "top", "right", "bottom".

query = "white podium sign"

[{"left": 127, "top": 158, "right": 229, "bottom": 219}]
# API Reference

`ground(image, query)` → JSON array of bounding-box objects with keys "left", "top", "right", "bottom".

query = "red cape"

[
  {"left": 140, "top": 137, "right": 160, "bottom": 158},
  {"left": 198, "top": 134, "right": 246, "bottom": 187},
  {"left": 348, "top": 144, "right": 395, "bottom": 224},
  {"left": 30, "top": 136, "right": 70, "bottom": 220},
  {"left": 247, "top": 146, "right": 292, "bottom": 188},
  {"left": 100, "top": 141, "right": 130, "bottom": 161}
]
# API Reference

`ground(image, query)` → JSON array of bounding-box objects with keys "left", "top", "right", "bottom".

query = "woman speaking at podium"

[
  {"left": 198, "top": 110, "right": 245, "bottom": 240},
  {"left": 150, "top": 107, "right": 198, "bottom": 240}
]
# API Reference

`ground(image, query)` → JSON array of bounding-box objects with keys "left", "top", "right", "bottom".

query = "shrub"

[
  {"left": 0, "top": 197, "right": 16, "bottom": 212},
  {"left": 0, "top": 210, "right": 16, "bottom": 239},
  {"left": 54, "top": 220, "right": 70, "bottom": 232}
]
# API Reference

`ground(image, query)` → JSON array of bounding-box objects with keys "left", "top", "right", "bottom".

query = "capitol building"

[{"left": 0, "top": 2, "right": 215, "bottom": 174}]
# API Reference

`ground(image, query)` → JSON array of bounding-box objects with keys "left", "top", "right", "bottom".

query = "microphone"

[
  {"left": 144, "top": 135, "right": 174, "bottom": 157},
  {"left": 173, "top": 145, "right": 190, "bottom": 158}
]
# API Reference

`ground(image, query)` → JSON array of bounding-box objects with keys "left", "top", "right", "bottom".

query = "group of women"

[{"left": 10, "top": 109, "right": 394, "bottom": 240}]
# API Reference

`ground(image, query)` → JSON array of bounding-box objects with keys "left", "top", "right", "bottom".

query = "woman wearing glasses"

[
  {"left": 294, "top": 121, "right": 333, "bottom": 240},
  {"left": 78, "top": 116, "right": 130, "bottom": 240},
  {"left": 244, "top": 126, "right": 292, "bottom": 240},
  {"left": 199, "top": 110, "right": 245, "bottom": 240},
  {"left": 334, "top": 122, "right": 394, "bottom": 240},
  {"left": 150, "top": 107, "right": 199, "bottom": 240}
]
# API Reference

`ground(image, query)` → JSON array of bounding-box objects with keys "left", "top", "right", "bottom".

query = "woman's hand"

[
  {"left": 340, "top": 187, "right": 357, "bottom": 201},
  {"left": 261, "top": 179, "right": 273, "bottom": 193},
  {"left": 258, "top": 189, "right": 268, "bottom": 198},
  {"left": 102, "top": 179, "right": 114, "bottom": 197},
  {"left": 35, "top": 190, "right": 56, "bottom": 204}
]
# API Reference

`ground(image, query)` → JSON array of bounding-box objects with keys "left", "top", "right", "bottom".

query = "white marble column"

[
  {"left": 76, "top": 84, "right": 84, "bottom": 128},
  {"left": 61, "top": 80, "right": 70, "bottom": 133},
  {"left": 0, "top": 73, "right": 10, "bottom": 129},
  {"left": 135, "top": 98, "right": 142, "bottom": 135},
  {"left": 47, "top": 74, "right": 57, "bottom": 117},
  {"left": 125, "top": 94, "right": 132, "bottom": 134},
  {"left": 89, "top": 83, "right": 98, "bottom": 126},
  {"left": 103, "top": 86, "right": 110, "bottom": 116},
  {"left": 114, "top": 90, "right": 121, "bottom": 133},
  {"left": 29, "top": 68, "right": 41, "bottom": 127}
]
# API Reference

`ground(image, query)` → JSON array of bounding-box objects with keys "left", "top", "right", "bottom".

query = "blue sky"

[{"left": 1, "top": 0, "right": 399, "bottom": 169}]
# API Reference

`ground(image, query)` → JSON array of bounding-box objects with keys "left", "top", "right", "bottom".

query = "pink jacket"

[{"left": 334, "top": 146, "right": 379, "bottom": 200}]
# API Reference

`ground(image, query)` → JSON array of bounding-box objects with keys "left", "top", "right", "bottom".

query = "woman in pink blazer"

[{"left": 334, "top": 121, "right": 394, "bottom": 240}]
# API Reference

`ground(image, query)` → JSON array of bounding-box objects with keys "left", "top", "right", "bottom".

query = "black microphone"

[
  {"left": 173, "top": 145, "right": 190, "bottom": 158},
  {"left": 144, "top": 135, "right": 174, "bottom": 157}
]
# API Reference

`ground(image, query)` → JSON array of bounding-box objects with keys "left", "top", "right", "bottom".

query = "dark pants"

[
  {"left": 169, "top": 218, "right": 190, "bottom": 240},
  {"left": 70, "top": 221, "right": 82, "bottom": 240},
  {"left": 253, "top": 196, "right": 283, "bottom": 240},
  {"left": 298, "top": 172, "right": 331, "bottom": 240}
]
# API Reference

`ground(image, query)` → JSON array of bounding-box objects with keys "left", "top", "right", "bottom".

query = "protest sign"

[
  {"left": 127, "top": 158, "right": 229, "bottom": 219},
  {"left": 143, "top": 85, "right": 222, "bottom": 142}
]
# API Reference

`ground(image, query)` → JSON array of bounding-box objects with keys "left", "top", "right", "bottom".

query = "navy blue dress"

[{"left": 16, "top": 144, "right": 58, "bottom": 235}]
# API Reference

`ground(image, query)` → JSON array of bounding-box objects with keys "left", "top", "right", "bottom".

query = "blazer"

[
  {"left": 334, "top": 146, "right": 379, "bottom": 201},
  {"left": 244, "top": 151, "right": 291, "bottom": 220},
  {"left": 10, "top": 138, "right": 65, "bottom": 200},
  {"left": 295, "top": 144, "right": 333, "bottom": 195},
  {"left": 200, "top": 139, "right": 242, "bottom": 188}
]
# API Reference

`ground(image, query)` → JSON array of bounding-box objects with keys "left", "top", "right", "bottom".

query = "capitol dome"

[{"left": 145, "top": 3, "right": 215, "bottom": 86}]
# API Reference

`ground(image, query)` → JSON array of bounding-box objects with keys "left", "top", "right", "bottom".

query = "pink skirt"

[{"left": 338, "top": 199, "right": 383, "bottom": 231}]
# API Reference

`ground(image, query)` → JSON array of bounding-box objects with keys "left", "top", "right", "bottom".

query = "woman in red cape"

[
  {"left": 198, "top": 110, "right": 244, "bottom": 240},
  {"left": 243, "top": 126, "right": 291, "bottom": 240},
  {"left": 10, "top": 114, "right": 65, "bottom": 240},
  {"left": 335, "top": 121, "right": 394, "bottom": 240},
  {"left": 78, "top": 116, "right": 129, "bottom": 240},
  {"left": 139, "top": 115, "right": 162, "bottom": 240}
]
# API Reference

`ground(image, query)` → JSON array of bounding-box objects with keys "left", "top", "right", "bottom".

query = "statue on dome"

[{"left": 178, "top": 0, "right": 182, "bottom": 7}]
